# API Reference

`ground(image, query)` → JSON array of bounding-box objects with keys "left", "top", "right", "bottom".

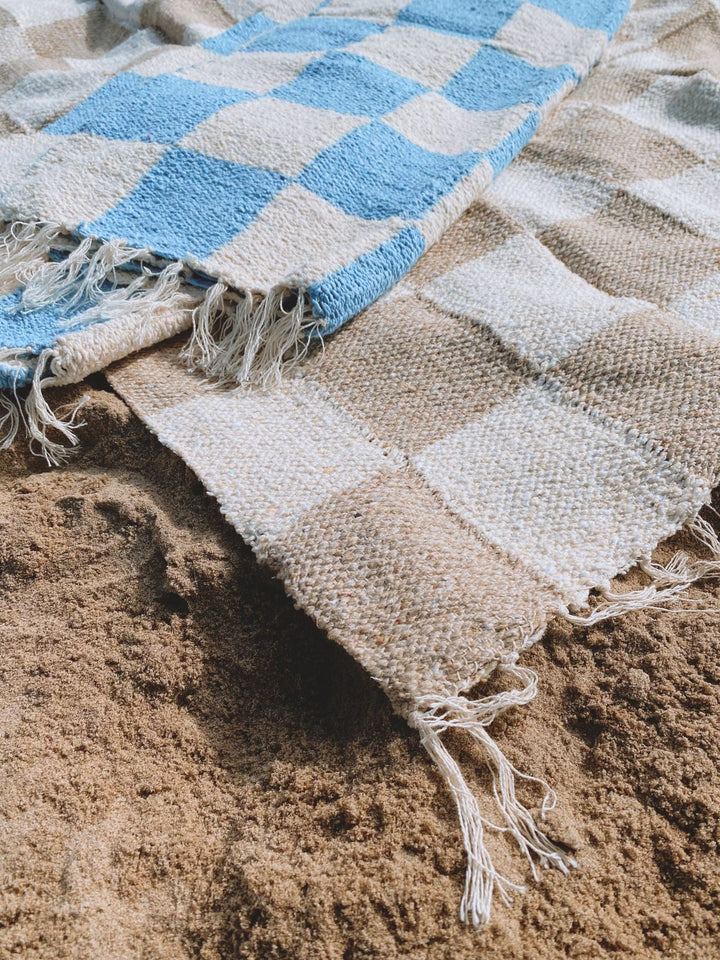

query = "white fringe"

[
  {"left": 0, "top": 220, "right": 64, "bottom": 289},
  {"left": 181, "top": 282, "right": 318, "bottom": 387},
  {"left": 0, "top": 348, "right": 88, "bottom": 466},
  {"left": 408, "top": 662, "right": 575, "bottom": 927},
  {"left": 559, "top": 514, "right": 720, "bottom": 626}
]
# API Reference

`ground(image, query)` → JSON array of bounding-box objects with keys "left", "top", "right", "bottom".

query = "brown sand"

[{"left": 1, "top": 380, "right": 718, "bottom": 960}]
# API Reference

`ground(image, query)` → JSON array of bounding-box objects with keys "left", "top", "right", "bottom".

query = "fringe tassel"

[
  {"left": 181, "top": 282, "right": 318, "bottom": 387},
  {"left": 559, "top": 514, "right": 720, "bottom": 626},
  {"left": 0, "top": 348, "right": 87, "bottom": 466},
  {"left": 408, "top": 662, "right": 575, "bottom": 926},
  {"left": 0, "top": 220, "right": 64, "bottom": 289}
]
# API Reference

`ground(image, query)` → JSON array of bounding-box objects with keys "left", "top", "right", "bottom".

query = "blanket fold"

[{"left": 0, "top": 0, "right": 627, "bottom": 459}]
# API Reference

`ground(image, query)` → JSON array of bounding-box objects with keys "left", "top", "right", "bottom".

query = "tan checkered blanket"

[{"left": 4, "top": 0, "right": 720, "bottom": 928}]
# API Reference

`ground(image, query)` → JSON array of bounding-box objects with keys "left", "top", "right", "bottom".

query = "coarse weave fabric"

[
  {"left": 0, "top": 0, "right": 626, "bottom": 405},
  {"left": 106, "top": 0, "right": 720, "bottom": 924}
]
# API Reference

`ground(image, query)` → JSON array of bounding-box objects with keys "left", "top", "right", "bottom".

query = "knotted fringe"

[
  {"left": 0, "top": 223, "right": 201, "bottom": 463},
  {"left": 0, "top": 348, "right": 88, "bottom": 466},
  {"left": 558, "top": 514, "right": 720, "bottom": 626},
  {"left": 408, "top": 662, "right": 575, "bottom": 926},
  {"left": 0, "top": 222, "right": 323, "bottom": 460},
  {"left": 181, "top": 281, "right": 319, "bottom": 387}
]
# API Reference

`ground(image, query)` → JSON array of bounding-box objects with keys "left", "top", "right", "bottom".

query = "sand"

[{"left": 1, "top": 380, "right": 718, "bottom": 960}]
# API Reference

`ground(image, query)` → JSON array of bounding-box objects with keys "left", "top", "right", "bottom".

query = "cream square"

[
  {"left": 132, "top": 44, "right": 215, "bottom": 78},
  {"left": 0, "top": 0, "right": 95, "bottom": 27},
  {"left": 180, "top": 97, "right": 363, "bottom": 176},
  {"left": 148, "top": 379, "right": 399, "bottom": 539},
  {"left": 412, "top": 385, "right": 692, "bottom": 602},
  {"left": 1, "top": 134, "right": 166, "bottom": 225},
  {"left": 487, "top": 158, "right": 615, "bottom": 232},
  {"left": 203, "top": 183, "right": 402, "bottom": 289},
  {"left": 182, "top": 50, "right": 319, "bottom": 94},
  {"left": 385, "top": 92, "right": 533, "bottom": 155},
  {"left": 320, "top": 0, "right": 410, "bottom": 25},
  {"left": 613, "top": 74, "right": 720, "bottom": 164},
  {"left": 494, "top": 3, "right": 606, "bottom": 74},
  {"left": 347, "top": 25, "right": 481, "bottom": 89},
  {"left": 669, "top": 272, "right": 720, "bottom": 335},
  {"left": 221, "top": 0, "right": 322, "bottom": 23},
  {"left": 423, "top": 234, "right": 643, "bottom": 368},
  {"left": 628, "top": 164, "right": 720, "bottom": 240}
]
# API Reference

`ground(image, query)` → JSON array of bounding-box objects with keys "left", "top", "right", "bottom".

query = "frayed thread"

[
  {"left": 0, "top": 348, "right": 88, "bottom": 466},
  {"left": 408, "top": 662, "right": 575, "bottom": 927},
  {"left": 181, "top": 281, "right": 319, "bottom": 388},
  {"left": 558, "top": 514, "right": 720, "bottom": 626}
]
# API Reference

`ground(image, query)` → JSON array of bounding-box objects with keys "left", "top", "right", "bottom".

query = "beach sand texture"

[{"left": 1, "top": 383, "right": 718, "bottom": 960}]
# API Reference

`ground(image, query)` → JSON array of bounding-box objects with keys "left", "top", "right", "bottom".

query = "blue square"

[
  {"left": 396, "top": 0, "right": 521, "bottom": 39},
  {"left": 443, "top": 46, "right": 576, "bottom": 111},
  {"left": 298, "top": 121, "right": 479, "bottom": 220},
  {"left": 86, "top": 147, "right": 288, "bottom": 261},
  {"left": 201, "top": 13, "right": 277, "bottom": 54},
  {"left": 531, "top": 0, "right": 629, "bottom": 36},
  {"left": 273, "top": 52, "right": 425, "bottom": 118},
  {"left": 45, "top": 72, "right": 254, "bottom": 144},
  {"left": 246, "top": 16, "right": 383, "bottom": 52}
]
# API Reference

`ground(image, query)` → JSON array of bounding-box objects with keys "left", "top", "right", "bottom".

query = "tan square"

[
  {"left": 406, "top": 199, "right": 524, "bottom": 291},
  {"left": 553, "top": 308, "right": 720, "bottom": 482},
  {"left": 539, "top": 192, "right": 720, "bottom": 305},
  {"left": 140, "top": 0, "right": 233, "bottom": 43},
  {"left": 27, "top": 8, "right": 129, "bottom": 60},
  {"left": 266, "top": 470, "right": 556, "bottom": 705},
  {"left": 307, "top": 294, "right": 527, "bottom": 455},
  {"left": 657, "top": 0, "right": 720, "bottom": 79},
  {"left": 525, "top": 104, "right": 703, "bottom": 185}
]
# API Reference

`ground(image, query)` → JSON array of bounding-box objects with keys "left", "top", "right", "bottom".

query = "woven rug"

[
  {"left": 0, "top": 0, "right": 626, "bottom": 460},
  {"left": 3, "top": 0, "right": 720, "bottom": 928}
]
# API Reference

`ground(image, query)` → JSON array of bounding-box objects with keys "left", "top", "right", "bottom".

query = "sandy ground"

[{"left": 0, "top": 380, "right": 718, "bottom": 960}]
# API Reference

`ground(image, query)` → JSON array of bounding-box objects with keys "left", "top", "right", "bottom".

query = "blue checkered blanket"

[{"left": 0, "top": 0, "right": 628, "bottom": 402}]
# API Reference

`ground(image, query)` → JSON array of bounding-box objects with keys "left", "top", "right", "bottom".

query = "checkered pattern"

[
  {"left": 0, "top": 0, "right": 627, "bottom": 382},
  {"left": 109, "top": 0, "right": 720, "bottom": 710}
]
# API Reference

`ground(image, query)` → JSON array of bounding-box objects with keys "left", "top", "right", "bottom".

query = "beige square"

[
  {"left": 555, "top": 308, "right": 720, "bottom": 482},
  {"left": 181, "top": 97, "right": 363, "bottom": 175},
  {"left": 385, "top": 92, "right": 533, "bottom": 155},
  {"left": 145, "top": 378, "right": 401, "bottom": 540},
  {"left": 412, "top": 385, "right": 696, "bottom": 604},
  {"left": 539, "top": 193, "right": 720, "bottom": 306},
  {"left": 347, "top": 24, "right": 481, "bottom": 89},
  {"left": 267, "top": 470, "right": 556, "bottom": 704},
  {"left": 308, "top": 294, "right": 527, "bottom": 453},
  {"left": 1, "top": 134, "right": 166, "bottom": 224},
  {"left": 423, "top": 233, "right": 643, "bottom": 368},
  {"left": 27, "top": 8, "right": 129, "bottom": 59},
  {"left": 524, "top": 103, "right": 703, "bottom": 185},
  {"left": 182, "top": 49, "right": 319, "bottom": 94},
  {"left": 406, "top": 199, "right": 524, "bottom": 290},
  {"left": 495, "top": 3, "right": 606, "bottom": 74},
  {"left": 202, "top": 183, "right": 403, "bottom": 289}
]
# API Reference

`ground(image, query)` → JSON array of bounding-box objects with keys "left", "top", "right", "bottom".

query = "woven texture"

[
  {"left": 110, "top": 0, "right": 720, "bottom": 708},
  {"left": 0, "top": 0, "right": 626, "bottom": 391},
  {"left": 3, "top": 0, "right": 720, "bottom": 927}
]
